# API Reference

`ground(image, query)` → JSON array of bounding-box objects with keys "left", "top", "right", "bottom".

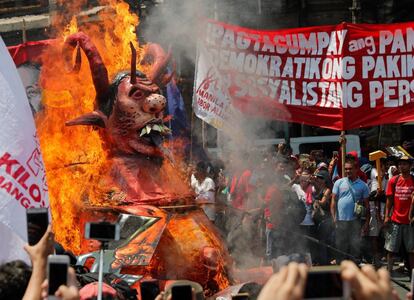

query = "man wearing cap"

[{"left": 384, "top": 155, "right": 414, "bottom": 272}]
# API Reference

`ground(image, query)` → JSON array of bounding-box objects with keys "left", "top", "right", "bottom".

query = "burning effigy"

[{"left": 36, "top": 0, "right": 231, "bottom": 294}]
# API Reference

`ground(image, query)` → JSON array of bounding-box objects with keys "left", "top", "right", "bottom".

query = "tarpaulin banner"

[
  {"left": 0, "top": 37, "right": 49, "bottom": 263},
  {"left": 193, "top": 20, "right": 414, "bottom": 130}
]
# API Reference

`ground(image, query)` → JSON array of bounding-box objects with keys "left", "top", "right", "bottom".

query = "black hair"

[
  {"left": 196, "top": 161, "right": 209, "bottom": 174},
  {"left": 344, "top": 156, "right": 357, "bottom": 166},
  {"left": 104, "top": 70, "right": 147, "bottom": 116},
  {"left": 0, "top": 260, "right": 32, "bottom": 300}
]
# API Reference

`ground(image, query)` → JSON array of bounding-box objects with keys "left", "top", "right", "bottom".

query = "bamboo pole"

[{"left": 22, "top": 19, "right": 27, "bottom": 43}]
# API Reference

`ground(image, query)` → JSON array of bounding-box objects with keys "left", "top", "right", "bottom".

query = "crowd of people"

[
  {"left": 1, "top": 138, "right": 414, "bottom": 300},
  {"left": 1, "top": 219, "right": 412, "bottom": 299},
  {"left": 190, "top": 138, "right": 414, "bottom": 276}
]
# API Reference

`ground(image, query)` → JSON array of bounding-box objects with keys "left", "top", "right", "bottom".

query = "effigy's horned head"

[{"left": 63, "top": 32, "right": 173, "bottom": 157}]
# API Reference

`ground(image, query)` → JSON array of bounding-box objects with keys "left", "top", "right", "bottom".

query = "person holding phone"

[
  {"left": 40, "top": 267, "right": 80, "bottom": 300},
  {"left": 22, "top": 225, "right": 55, "bottom": 300},
  {"left": 257, "top": 261, "right": 395, "bottom": 300}
]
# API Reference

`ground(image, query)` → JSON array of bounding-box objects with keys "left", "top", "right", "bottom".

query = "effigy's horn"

[
  {"left": 130, "top": 42, "right": 137, "bottom": 84},
  {"left": 63, "top": 32, "right": 111, "bottom": 115}
]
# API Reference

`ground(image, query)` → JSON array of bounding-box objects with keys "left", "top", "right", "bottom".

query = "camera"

[
  {"left": 26, "top": 208, "right": 49, "bottom": 245},
  {"left": 140, "top": 280, "right": 160, "bottom": 300},
  {"left": 232, "top": 293, "right": 249, "bottom": 300},
  {"left": 304, "top": 269, "right": 350, "bottom": 299},
  {"left": 47, "top": 255, "right": 69, "bottom": 299},
  {"left": 85, "top": 221, "right": 120, "bottom": 241},
  {"left": 171, "top": 285, "right": 192, "bottom": 300}
]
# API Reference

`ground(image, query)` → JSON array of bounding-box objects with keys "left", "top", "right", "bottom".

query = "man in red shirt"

[
  {"left": 384, "top": 155, "right": 414, "bottom": 272},
  {"left": 229, "top": 168, "right": 253, "bottom": 211}
]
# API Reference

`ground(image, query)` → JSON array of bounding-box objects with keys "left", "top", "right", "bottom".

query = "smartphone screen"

[
  {"left": 171, "top": 285, "right": 192, "bottom": 300},
  {"left": 48, "top": 261, "right": 68, "bottom": 295},
  {"left": 140, "top": 281, "right": 160, "bottom": 300},
  {"left": 304, "top": 271, "right": 344, "bottom": 299},
  {"left": 26, "top": 208, "right": 49, "bottom": 245},
  {"left": 86, "top": 222, "right": 119, "bottom": 241}
]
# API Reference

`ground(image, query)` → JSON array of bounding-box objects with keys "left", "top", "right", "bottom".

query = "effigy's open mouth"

[
  {"left": 139, "top": 121, "right": 171, "bottom": 139},
  {"left": 138, "top": 120, "right": 171, "bottom": 148}
]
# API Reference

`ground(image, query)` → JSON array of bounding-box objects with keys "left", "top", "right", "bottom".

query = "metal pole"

[
  {"left": 341, "top": 0, "right": 361, "bottom": 177},
  {"left": 97, "top": 247, "right": 104, "bottom": 300},
  {"left": 350, "top": 0, "right": 361, "bottom": 24}
]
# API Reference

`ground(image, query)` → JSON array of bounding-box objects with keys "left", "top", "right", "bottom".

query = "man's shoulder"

[
  {"left": 204, "top": 177, "right": 215, "bottom": 185},
  {"left": 397, "top": 174, "right": 414, "bottom": 186},
  {"left": 355, "top": 178, "right": 369, "bottom": 187},
  {"left": 334, "top": 177, "right": 346, "bottom": 186},
  {"left": 388, "top": 175, "right": 398, "bottom": 184}
]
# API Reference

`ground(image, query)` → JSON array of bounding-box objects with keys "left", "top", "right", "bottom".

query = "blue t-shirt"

[{"left": 333, "top": 177, "right": 369, "bottom": 221}]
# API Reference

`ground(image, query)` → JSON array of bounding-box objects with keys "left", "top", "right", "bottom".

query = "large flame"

[{"left": 37, "top": 0, "right": 144, "bottom": 253}]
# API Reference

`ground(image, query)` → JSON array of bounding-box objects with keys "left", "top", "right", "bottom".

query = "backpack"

[
  {"left": 278, "top": 186, "right": 306, "bottom": 227},
  {"left": 270, "top": 185, "right": 306, "bottom": 229}
]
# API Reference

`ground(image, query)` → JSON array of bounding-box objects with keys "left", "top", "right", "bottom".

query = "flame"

[
  {"left": 63, "top": 16, "right": 78, "bottom": 40},
  {"left": 37, "top": 0, "right": 142, "bottom": 254}
]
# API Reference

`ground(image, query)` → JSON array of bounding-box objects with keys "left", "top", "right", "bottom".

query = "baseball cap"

[
  {"left": 317, "top": 162, "right": 328, "bottom": 170},
  {"left": 79, "top": 282, "right": 117, "bottom": 300},
  {"left": 397, "top": 155, "right": 413, "bottom": 162}
]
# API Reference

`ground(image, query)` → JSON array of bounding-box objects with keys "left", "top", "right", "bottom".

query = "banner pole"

[
  {"left": 340, "top": 0, "right": 361, "bottom": 177},
  {"left": 341, "top": 131, "right": 346, "bottom": 178},
  {"left": 190, "top": 112, "right": 194, "bottom": 162},
  {"left": 202, "top": 120, "right": 206, "bottom": 149},
  {"left": 22, "top": 19, "right": 27, "bottom": 43}
]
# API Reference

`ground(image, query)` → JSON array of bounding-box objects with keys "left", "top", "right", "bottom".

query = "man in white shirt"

[{"left": 191, "top": 161, "right": 216, "bottom": 221}]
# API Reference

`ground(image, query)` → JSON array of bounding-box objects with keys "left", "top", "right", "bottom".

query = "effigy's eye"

[{"left": 129, "top": 87, "right": 145, "bottom": 100}]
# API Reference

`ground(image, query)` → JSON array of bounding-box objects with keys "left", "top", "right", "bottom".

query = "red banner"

[
  {"left": 8, "top": 40, "right": 55, "bottom": 67},
  {"left": 194, "top": 20, "right": 414, "bottom": 130}
]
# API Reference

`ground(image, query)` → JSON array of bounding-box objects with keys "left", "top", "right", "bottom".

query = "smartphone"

[
  {"left": 47, "top": 255, "right": 69, "bottom": 299},
  {"left": 232, "top": 293, "right": 249, "bottom": 300},
  {"left": 332, "top": 151, "right": 339, "bottom": 158},
  {"left": 304, "top": 270, "right": 350, "bottom": 299},
  {"left": 171, "top": 285, "right": 192, "bottom": 300},
  {"left": 85, "top": 222, "right": 120, "bottom": 241},
  {"left": 140, "top": 280, "right": 160, "bottom": 300},
  {"left": 26, "top": 208, "right": 49, "bottom": 245},
  {"left": 411, "top": 269, "right": 414, "bottom": 300}
]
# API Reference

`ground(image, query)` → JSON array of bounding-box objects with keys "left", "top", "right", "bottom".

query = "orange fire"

[
  {"left": 36, "top": 0, "right": 147, "bottom": 253},
  {"left": 35, "top": 1, "right": 232, "bottom": 294}
]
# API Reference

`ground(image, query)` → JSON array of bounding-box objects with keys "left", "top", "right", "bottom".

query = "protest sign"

[
  {"left": 194, "top": 20, "right": 414, "bottom": 130},
  {"left": 0, "top": 37, "right": 49, "bottom": 263}
]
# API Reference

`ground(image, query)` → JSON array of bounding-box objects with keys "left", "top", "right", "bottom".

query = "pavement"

[{"left": 389, "top": 264, "right": 412, "bottom": 299}]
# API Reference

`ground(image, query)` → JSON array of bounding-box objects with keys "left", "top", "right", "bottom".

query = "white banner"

[
  {"left": 0, "top": 37, "right": 49, "bottom": 263},
  {"left": 193, "top": 42, "right": 241, "bottom": 131}
]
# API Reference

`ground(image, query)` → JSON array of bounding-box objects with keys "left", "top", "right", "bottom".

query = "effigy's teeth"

[
  {"left": 162, "top": 125, "right": 171, "bottom": 133},
  {"left": 152, "top": 124, "right": 162, "bottom": 132},
  {"left": 146, "top": 125, "right": 152, "bottom": 134},
  {"left": 140, "top": 127, "right": 147, "bottom": 137}
]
